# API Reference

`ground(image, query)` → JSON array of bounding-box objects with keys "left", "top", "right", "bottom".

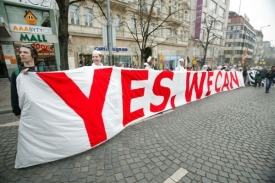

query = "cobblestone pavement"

[
  {"left": 0, "top": 78, "right": 12, "bottom": 113},
  {"left": 0, "top": 86, "right": 274, "bottom": 183}
]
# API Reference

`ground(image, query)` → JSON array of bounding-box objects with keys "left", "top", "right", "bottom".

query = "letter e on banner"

[
  {"left": 206, "top": 72, "right": 214, "bottom": 96},
  {"left": 121, "top": 70, "right": 148, "bottom": 126}
]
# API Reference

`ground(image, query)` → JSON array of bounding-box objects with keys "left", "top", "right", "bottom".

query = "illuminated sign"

[
  {"left": 20, "top": 33, "right": 47, "bottom": 42},
  {"left": 10, "top": 24, "right": 52, "bottom": 34}
]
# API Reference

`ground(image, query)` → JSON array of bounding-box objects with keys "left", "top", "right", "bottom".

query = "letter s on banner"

[
  {"left": 121, "top": 70, "right": 148, "bottom": 126},
  {"left": 150, "top": 71, "right": 174, "bottom": 113}
]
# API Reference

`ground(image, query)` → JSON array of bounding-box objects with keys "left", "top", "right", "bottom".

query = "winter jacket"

[{"left": 11, "top": 63, "right": 49, "bottom": 116}]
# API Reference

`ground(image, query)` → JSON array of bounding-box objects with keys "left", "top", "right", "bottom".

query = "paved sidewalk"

[
  {"left": 0, "top": 78, "right": 12, "bottom": 114},
  {"left": 0, "top": 86, "right": 275, "bottom": 183}
]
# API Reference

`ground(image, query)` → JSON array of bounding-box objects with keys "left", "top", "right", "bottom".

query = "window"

[
  {"left": 220, "top": 0, "right": 226, "bottom": 3},
  {"left": 202, "top": 12, "right": 206, "bottom": 21},
  {"left": 70, "top": 5, "right": 79, "bottom": 25},
  {"left": 84, "top": 8, "right": 92, "bottom": 26},
  {"left": 159, "top": 26, "right": 163, "bottom": 37},
  {"left": 130, "top": 18, "right": 136, "bottom": 32},
  {"left": 203, "top": 0, "right": 207, "bottom": 7},
  {"left": 150, "top": 23, "right": 155, "bottom": 35},
  {"left": 114, "top": 15, "right": 120, "bottom": 30},
  {"left": 184, "top": 10, "right": 189, "bottom": 21},
  {"left": 210, "top": 0, "right": 217, "bottom": 13},
  {"left": 219, "top": 7, "right": 225, "bottom": 17}
]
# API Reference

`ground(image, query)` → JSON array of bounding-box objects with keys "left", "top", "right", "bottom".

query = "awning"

[{"left": 0, "top": 17, "right": 11, "bottom": 37}]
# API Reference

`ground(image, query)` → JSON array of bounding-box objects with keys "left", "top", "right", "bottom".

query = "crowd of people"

[{"left": 10, "top": 46, "right": 275, "bottom": 118}]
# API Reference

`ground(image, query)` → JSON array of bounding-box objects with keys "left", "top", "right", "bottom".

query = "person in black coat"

[{"left": 10, "top": 44, "right": 49, "bottom": 118}]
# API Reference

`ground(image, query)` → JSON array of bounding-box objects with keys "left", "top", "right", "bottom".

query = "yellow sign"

[
  {"left": 24, "top": 10, "right": 37, "bottom": 25},
  {"left": 159, "top": 55, "right": 164, "bottom": 60}
]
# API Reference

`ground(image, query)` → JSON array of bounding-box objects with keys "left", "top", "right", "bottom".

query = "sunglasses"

[{"left": 20, "top": 44, "right": 34, "bottom": 50}]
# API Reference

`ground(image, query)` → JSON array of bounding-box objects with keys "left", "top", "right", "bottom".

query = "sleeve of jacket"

[{"left": 10, "top": 71, "right": 21, "bottom": 116}]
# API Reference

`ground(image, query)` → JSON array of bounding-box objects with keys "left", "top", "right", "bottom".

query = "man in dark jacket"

[
  {"left": 11, "top": 44, "right": 49, "bottom": 118},
  {"left": 265, "top": 66, "right": 275, "bottom": 93},
  {"left": 261, "top": 66, "right": 268, "bottom": 79}
]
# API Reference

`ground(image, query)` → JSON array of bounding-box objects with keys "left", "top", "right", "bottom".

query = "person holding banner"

[
  {"left": 145, "top": 56, "right": 155, "bottom": 70},
  {"left": 265, "top": 66, "right": 275, "bottom": 93},
  {"left": 11, "top": 44, "right": 49, "bottom": 118},
  {"left": 175, "top": 58, "right": 186, "bottom": 71},
  {"left": 91, "top": 50, "right": 104, "bottom": 67}
]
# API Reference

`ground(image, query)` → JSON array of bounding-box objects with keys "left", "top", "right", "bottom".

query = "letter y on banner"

[{"left": 37, "top": 68, "right": 113, "bottom": 147}]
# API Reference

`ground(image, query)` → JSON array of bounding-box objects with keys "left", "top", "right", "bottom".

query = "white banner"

[{"left": 15, "top": 67, "right": 244, "bottom": 168}]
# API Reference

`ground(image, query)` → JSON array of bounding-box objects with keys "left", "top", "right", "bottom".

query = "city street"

[{"left": 0, "top": 86, "right": 274, "bottom": 183}]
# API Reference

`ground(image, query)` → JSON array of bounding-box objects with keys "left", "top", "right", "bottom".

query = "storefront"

[
  {"left": 78, "top": 46, "right": 138, "bottom": 68},
  {"left": 0, "top": 0, "right": 60, "bottom": 77},
  {"left": 158, "top": 55, "right": 182, "bottom": 70}
]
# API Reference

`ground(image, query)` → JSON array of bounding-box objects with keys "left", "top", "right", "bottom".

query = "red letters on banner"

[
  {"left": 206, "top": 72, "right": 214, "bottom": 96},
  {"left": 222, "top": 72, "right": 230, "bottom": 91},
  {"left": 230, "top": 71, "right": 239, "bottom": 88},
  {"left": 150, "top": 71, "right": 174, "bottom": 113},
  {"left": 37, "top": 68, "right": 113, "bottom": 147},
  {"left": 121, "top": 70, "right": 148, "bottom": 126},
  {"left": 215, "top": 71, "right": 222, "bottom": 93},
  {"left": 185, "top": 72, "right": 207, "bottom": 102}
]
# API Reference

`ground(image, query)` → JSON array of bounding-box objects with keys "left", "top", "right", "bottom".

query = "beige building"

[
  {"left": 189, "top": 0, "right": 230, "bottom": 67},
  {"left": 68, "top": 0, "right": 191, "bottom": 70}
]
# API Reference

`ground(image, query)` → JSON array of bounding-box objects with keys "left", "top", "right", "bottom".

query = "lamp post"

[{"left": 260, "top": 25, "right": 270, "bottom": 29}]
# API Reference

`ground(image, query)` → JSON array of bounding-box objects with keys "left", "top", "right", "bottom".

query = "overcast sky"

[{"left": 229, "top": 0, "right": 275, "bottom": 46}]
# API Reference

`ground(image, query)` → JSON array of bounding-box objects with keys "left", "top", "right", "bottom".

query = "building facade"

[
  {"left": 224, "top": 11, "right": 256, "bottom": 66},
  {"left": 189, "top": 0, "right": 230, "bottom": 68},
  {"left": 0, "top": 0, "right": 61, "bottom": 78},
  {"left": 68, "top": 0, "right": 191, "bottom": 70},
  {"left": 253, "top": 29, "right": 264, "bottom": 65}
]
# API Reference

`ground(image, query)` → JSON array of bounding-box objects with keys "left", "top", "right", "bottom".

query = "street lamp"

[{"left": 260, "top": 25, "right": 270, "bottom": 29}]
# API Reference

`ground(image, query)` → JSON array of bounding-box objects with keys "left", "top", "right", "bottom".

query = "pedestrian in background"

[
  {"left": 11, "top": 44, "right": 49, "bottom": 118},
  {"left": 254, "top": 67, "right": 262, "bottom": 87},
  {"left": 145, "top": 56, "right": 155, "bottom": 70},
  {"left": 175, "top": 58, "right": 186, "bottom": 71},
  {"left": 242, "top": 66, "right": 248, "bottom": 85},
  {"left": 265, "top": 66, "right": 275, "bottom": 93},
  {"left": 91, "top": 50, "right": 104, "bottom": 67}
]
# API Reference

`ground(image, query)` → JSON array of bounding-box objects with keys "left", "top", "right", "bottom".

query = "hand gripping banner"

[{"left": 15, "top": 67, "right": 244, "bottom": 168}]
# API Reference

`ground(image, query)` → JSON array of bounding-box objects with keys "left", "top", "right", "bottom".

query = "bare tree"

[
  {"left": 191, "top": 16, "right": 222, "bottom": 66},
  {"left": 55, "top": 0, "right": 106, "bottom": 70},
  {"left": 121, "top": 0, "right": 190, "bottom": 68},
  {"left": 55, "top": 0, "right": 84, "bottom": 70}
]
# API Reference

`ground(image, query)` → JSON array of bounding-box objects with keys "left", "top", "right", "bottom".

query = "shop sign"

[
  {"left": 20, "top": 33, "right": 47, "bottom": 42},
  {"left": 3, "top": 0, "right": 54, "bottom": 9},
  {"left": 94, "top": 47, "right": 128, "bottom": 52},
  {"left": 10, "top": 24, "right": 52, "bottom": 34},
  {"left": 31, "top": 43, "right": 54, "bottom": 52}
]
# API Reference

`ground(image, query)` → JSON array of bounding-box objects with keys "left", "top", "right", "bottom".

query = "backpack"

[{"left": 14, "top": 65, "right": 45, "bottom": 77}]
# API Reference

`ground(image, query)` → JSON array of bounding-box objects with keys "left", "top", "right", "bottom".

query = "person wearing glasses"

[{"left": 10, "top": 44, "right": 49, "bottom": 118}]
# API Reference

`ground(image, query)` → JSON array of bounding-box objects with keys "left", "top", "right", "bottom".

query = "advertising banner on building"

[
  {"left": 15, "top": 67, "right": 244, "bottom": 168},
  {"left": 195, "top": 0, "right": 203, "bottom": 39}
]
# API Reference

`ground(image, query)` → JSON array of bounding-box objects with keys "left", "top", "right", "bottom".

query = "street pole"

[
  {"left": 230, "top": 0, "right": 242, "bottom": 66},
  {"left": 106, "top": 0, "right": 113, "bottom": 66}
]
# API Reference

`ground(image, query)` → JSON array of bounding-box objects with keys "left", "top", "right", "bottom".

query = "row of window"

[
  {"left": 203, "top": 0, "right": 226, "bottom": 17},
  {"left": 224, "top": 50, "right": 253, "bottom": 55}
]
